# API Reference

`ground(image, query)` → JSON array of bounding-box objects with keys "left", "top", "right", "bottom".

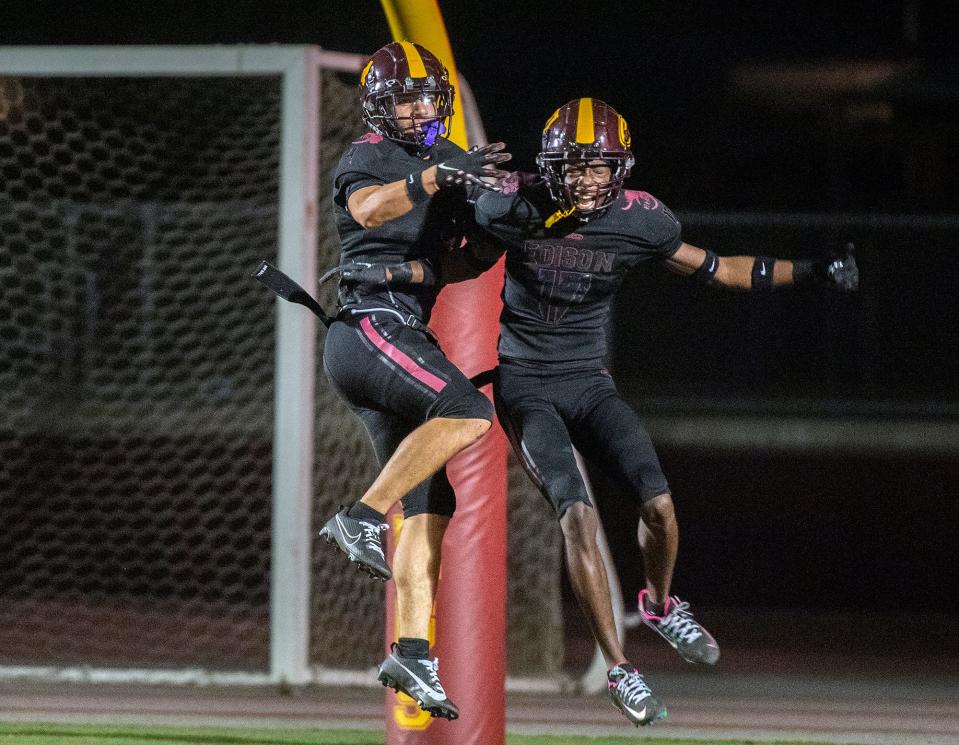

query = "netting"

[
  {"left": 0, "top": 76, "right": 279, "bottom": 670},
  {"left": 308, "top": 71, "right": 382, "bottom": 669},
  {"left": 0, "top": 63, "right": 565, "bottom": 680},
  {"left": 504, "top": 453, "right": 563, "bottom": 676}
]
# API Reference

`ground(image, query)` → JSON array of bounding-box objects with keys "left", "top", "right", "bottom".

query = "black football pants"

[
  {"left": 323, "top": 311, "right": 494, "bottom": 518},
  {"left": 494, "top": 360, "right": 669, "bottom": 518}
]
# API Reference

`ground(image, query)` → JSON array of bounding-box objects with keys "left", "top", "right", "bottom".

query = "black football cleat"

[
  {"left": 639, "top": 589, "right": 720, "bottom": 665},
  {"left": 318, "top": 506, "right": 390, "bottom": 581},
  {"left": 378, "top": 644, "right": 459, "bottom": 720},
  {"left": 607, "top": 665, "right": 667, "bottom": 727}
]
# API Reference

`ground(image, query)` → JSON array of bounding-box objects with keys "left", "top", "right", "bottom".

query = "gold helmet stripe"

[
  {"left": 575, "top": 97, "right": 595, "bottom": 144},
  {"left": 399, "top": 40, "right": 428, "bottom": 79},
  {"left": 360, "top": 59, "right": 374, "bottom": 87},
  {"left": 543, "top": 108, "right": 560, "bottom": 133}
]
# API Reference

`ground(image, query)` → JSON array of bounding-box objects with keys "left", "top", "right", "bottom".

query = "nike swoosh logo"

[
  {"left": 623, "top": 703, "right": 647, "bottom": 720},
  {"left": 335, "top": 514, "right": 362, "bottom": 548},
  {"left": 759, "top": 265, "right": 766, "bottom": 275},
  {"left": 437, "top": 163, "right": 459, "bottom": 171},
  {"left": 393, "top": 659, "right": 447, "bottom": 702}
]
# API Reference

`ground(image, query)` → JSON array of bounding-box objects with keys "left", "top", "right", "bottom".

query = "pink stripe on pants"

[{"left": 359, "top": 315, "right": 447, "bottom": 393}]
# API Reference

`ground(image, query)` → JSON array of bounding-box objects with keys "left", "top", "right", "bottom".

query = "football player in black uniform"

[
  {"left": 317, "top": 41, "right": 510, "bottom": 720},
  {"left": 483, "top": 98, "right": 857, "bottom": 725},
  {"left": 391, "top": 97, "right": 858, "bottom": 726}
]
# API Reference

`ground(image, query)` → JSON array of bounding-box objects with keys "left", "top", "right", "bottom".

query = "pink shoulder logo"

[
  {"left": 567, "top": 233, "right": 583, "bottom": 240},
  {"left": 352, "top": 132, "right": 384, "bottom": 145},
  {"left": 621, "top": 190, "right": 659, "bottom": 211}
]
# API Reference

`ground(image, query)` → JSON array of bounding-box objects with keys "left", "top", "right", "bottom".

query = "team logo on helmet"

[
  {"left": 359, "top": 41, "right": 455, "bottom": 150},
  {"left": 618, "top": 115, "right": 632, "bottom": 148},
  {"left": 537, "top": 98, "right": 635, "bottom": 222}
]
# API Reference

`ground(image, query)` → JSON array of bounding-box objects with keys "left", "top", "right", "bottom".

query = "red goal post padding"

[{"left": 385, "top": 264, "right": 508, "bottom": 745}]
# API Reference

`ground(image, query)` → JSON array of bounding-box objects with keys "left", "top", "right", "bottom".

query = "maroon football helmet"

[
  {"left": 359, "top": 41, "right": 454, "bottom": 150},
  {"left": 536, "top": 98, "right": 635, "bottom": 215}
]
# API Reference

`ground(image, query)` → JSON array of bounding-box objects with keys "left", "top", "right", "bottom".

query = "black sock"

[
  {"left": 645, "top": 597, "right": 666, "bottom": 617},
  {"left": 397, "top": 637, "right": 429, "bottom": 659},
  {"left": 609, "top": 661, "right": 636, "bottom": 676},
  {"left": 347, "top": 502, "right": 385, "bottom": 523}
]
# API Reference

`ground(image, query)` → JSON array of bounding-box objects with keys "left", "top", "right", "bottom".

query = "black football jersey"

[
  {"left": 332, "top": 133, "right": 471, "bottom": 321},
  {"left": 474, "top": 182, "right": 682, "bottom": 368}
]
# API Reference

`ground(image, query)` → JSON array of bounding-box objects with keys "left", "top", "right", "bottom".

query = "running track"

[
  {"left": 0, "top": 668, "right": 956, "bottom": 745},
  {"left": 0, "top": 610, "right": 956, "bottom": 744}
]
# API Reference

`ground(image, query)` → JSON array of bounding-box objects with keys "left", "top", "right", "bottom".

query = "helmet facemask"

[
  {"left": 537, "top": 149, "right": 634, "bottom": 215},
  {"left": 363, "top": 82, "right": 454, "bottom": 150}
]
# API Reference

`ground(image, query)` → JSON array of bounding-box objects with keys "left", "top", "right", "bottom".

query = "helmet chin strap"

[
  {"left": 547, "top": 191, "right": 614, "bottom": 228},
  {"left": 544, "top": 205, "right": 576, "bottom": 228}
]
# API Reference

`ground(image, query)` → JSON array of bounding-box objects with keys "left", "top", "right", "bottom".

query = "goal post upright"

[
  {"left": 379, "top": 3, "right": 508, "bottom": 744},
  {"left": 269, "top": 46, "right": 321, "bottom": 687}
]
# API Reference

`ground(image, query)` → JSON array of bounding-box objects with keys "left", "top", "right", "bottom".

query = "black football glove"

[
  {"left": 823, "top": 245, "right": 859, "bottom": 291},
  {"left": 436, "top": 142, "right": 512, "bottom": 191},
  {"left": 338, "top": 260, "right": 437, "bottom": 290},
  {"left": 795, "top": 242, "right": 859, "bottom": 291},
  {"left": 339, "top": 261, "right": 388, "bottom": 289}
]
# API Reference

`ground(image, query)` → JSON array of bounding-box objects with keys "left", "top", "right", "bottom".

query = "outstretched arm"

[
  {"left": 347, "top": 143, "right": 511, "bottom": 228},
  {"left": 663, "top": 242, "right": 858, "bottom": 291},
  {"left": 347, "top": 176, "right": 438, "bottom": 229}
]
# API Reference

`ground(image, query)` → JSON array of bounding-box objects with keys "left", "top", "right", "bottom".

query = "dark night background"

[
  {"left": 1, "top": 1, "right": 954, "bottom": 192},
  {"left": 2, "top": 1, "right": 957, "bottom": 625},
  {"left": 3, "top": 0, "right": 957, "bottom": 208}
]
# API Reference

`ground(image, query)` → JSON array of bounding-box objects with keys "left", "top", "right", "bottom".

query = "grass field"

[{"left": 0, "top": 723, "right": 848, "bottom": 745}]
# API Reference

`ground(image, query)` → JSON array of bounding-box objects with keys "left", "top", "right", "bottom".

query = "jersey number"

[{"left": 537, "top": 269, "right": 591, "bottom": 324}]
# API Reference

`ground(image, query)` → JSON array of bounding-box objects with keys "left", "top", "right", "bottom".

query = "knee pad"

[
  {"left": 429, "top": 385, "right": 494, "bottom": 422},
  {"left": 640, "top": 490, "right": 674, "bottom": 521},
  {"left": 542, "top": 473, "right": 592, "bottom": 519}
]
